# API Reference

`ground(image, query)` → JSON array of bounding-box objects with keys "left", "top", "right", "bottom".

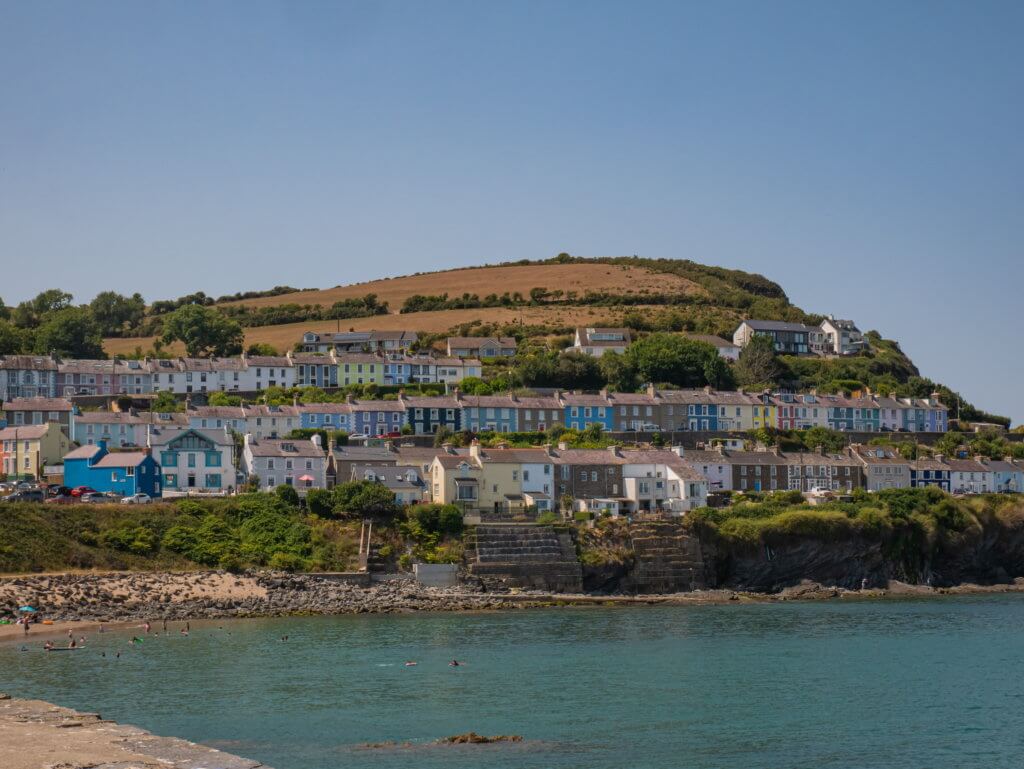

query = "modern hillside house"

[
  {"left": 446, "top": 337, "right": 518, "bottom": 358},
  {"left": 572, "top": 327, "right": 631, "bottom": 356},
  {"left": 733, "top": 320, "right": 819, "bottom": 355},
  {"left": 301, "top": 330, "right": 418, "bottom": 354},
  {"left": 63, "top": 441, "right": 161, "bottom": 497}
]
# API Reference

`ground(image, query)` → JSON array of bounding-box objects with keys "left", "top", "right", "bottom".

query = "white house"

[
  {"left": 819, "top": 317, "right": 865, "bottom": 356},
  {"left": 572, "top": 327, "right": 631, "bottom": 357},
  {"left": 147, "top": 425, "right": 237, "bottom": 495},
  {"left": 619, "top": 448, "right": 708, "bottom": 514},
  {"left": 242, "top": 434, "right": 328, "bottom": 493}
]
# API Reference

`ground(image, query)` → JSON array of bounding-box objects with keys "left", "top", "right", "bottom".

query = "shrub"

[
  {"left": 274, "top": 484, "right": 301, "bottom": 507},
  {"left": 305, "top": 488, "right": 333, "bottom": 517}
]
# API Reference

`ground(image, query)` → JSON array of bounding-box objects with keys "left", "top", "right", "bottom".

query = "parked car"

[
  {"left": 70, "top": 486, "right": 97, "bottom": 497},
  {"left": 2, "top": 489, "right": 45, "bottom": 503},
  {"left": 121, "top": 493, "right": 152, "bottom": 505}
]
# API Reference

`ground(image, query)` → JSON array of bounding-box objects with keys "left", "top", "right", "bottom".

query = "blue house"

[
  {"left": 296, "top": 403, "right": 354, "bottom": 434},
  {"left": 349, "top": 399, "right": 406, "bottom": 436},
  {"left": 63, "top": 440, "right": 162, "bottom": 497},
  {"left": 909, "top": 458, "right": 951, "bottom": 492},
  {"left": 403, "top": 395, "right": 461, "bottom": 435},
  {"left": 562, "top": 393, "right": 614, "bottom": 431},
  {"left": 460, "top": 395, "right": 518, "bottom": 433}
]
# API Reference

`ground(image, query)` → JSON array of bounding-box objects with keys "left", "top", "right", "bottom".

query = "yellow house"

[
  {"left": 429, "top": 442, "right": 550, "bottom": 514},
  {"left": 0, "top": 423, "right": 71, "bottom": 481},
  {"left": 337, "top": 354, "right": 386, "bottom": 387}
]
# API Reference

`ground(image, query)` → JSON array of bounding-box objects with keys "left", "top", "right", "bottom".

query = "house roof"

[
  {"left": 147, "top": 426, "right": 233, "bottom": 447},
  {"left": 446, "top": 336, "right": 517, "bottom": 349},
  {"left": 247, "top": 439, "right": 325, "bottom": 458},
  {"left": 4, "top": 397, "right": 73, "bottom": 412},
  {"left": 575, "top": 327, "right": 631, "bottom": 346},
  {"left": 741, "top": 320, "right": 817, "bottom": 333},
  {"left": 0, "top": 355, "right": 57, "bottom": 371},
  {"left": 94, "top": 451, "right": 150, "bottom": 468},
  {"left": 64, "top": 445, "right": 102, "bottom": 460},
  {"left": 0, "top": 424, "right": 51, "bottom": 440},
  {"left": 682, "top": 333, "right": 737, "bottom": 349},
  {"left": 357, "top": 465, "right": 421, "bottom": 489}
]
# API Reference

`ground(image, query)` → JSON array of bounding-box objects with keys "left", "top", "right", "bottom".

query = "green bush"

[{"left": 274, "top": 484, "right": 301, "bottom": 507}]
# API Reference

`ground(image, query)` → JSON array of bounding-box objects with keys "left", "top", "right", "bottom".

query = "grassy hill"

[{"left": 103, "top": 255, "right": 803, "bottom": 356}]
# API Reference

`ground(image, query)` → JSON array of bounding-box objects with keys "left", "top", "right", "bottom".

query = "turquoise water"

[{"left": 3, "top": 598, "right": 1024, "bottom": 768}]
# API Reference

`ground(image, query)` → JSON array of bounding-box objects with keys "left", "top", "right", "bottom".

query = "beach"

[{"left": 6, "top": 570, "right": 1024, "bottom": 646}]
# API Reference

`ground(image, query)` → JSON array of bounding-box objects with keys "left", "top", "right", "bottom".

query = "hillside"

[{"left": 102, "top": 255, "right": 797, "bottom": 355}]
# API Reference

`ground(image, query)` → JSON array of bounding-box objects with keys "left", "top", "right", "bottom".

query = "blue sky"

[{"left": 1, "top": 1, "right": 1021, "bottom": 422}]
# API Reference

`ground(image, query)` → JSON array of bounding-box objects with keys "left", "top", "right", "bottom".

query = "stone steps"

[{"left": 465, "top": 524, "right": 582, "bottom": 593}]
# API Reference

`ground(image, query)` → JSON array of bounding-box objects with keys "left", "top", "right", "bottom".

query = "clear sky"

[{"left": 1, "top": 1, "right": 1021, "bottom": 422}]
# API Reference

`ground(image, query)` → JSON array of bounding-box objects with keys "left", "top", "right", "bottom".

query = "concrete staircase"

[
  {"left": 625, "top": 521, "right": 707, "bottom": 593},
  {"left": 464, "top": 524, "right": 583, "bottom": 593}
]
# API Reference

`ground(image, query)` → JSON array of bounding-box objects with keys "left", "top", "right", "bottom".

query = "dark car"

[{"left": 2, "top": 489, "right": 45, "bottom": 503}]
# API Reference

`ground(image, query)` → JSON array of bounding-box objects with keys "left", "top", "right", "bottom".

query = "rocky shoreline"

[
  {"left": 4, "top": 571, "right": 1024, "bottom": 634},
  {"left": 0, "top": 694, "right": 269, "bottom": 769}
]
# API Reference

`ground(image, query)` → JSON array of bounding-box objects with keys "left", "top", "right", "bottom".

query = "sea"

[{"left": 3, "top": 597, "right": 1024, "bottom": 769}]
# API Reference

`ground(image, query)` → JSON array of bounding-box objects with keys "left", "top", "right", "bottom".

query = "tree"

[
  {"left": 734, "top": 334, "right": 782, "bottom": 388},
  {"left": 625, "top": 334, "right": 720, "bottom": 388},
  {"left": 33, "top": 307, "right": 104, "bottom": 358},
  {"left": 0, "top": 319, "right": 30, "bottom": 354},
  {"left": 13, "top": 289, "right": 73, "bottom": 327},
  {"left": 90, "top": 291, "right": 146, "bottom": 336},
  {"left": 161, "top": 304, "right": 244, "bottom": 357},
  {"left": 599, "top": 350, "right": 638, "bottom": 391},
  {"left": 332, "top": 480, "right": 400, "bottom": 519}
]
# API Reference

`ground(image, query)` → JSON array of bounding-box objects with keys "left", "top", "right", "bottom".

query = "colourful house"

[
  {"left": 63, "top": 441, "right": 161, "bottom": 497},
  {"left": 562, "top": 393, "right": 614, "bottom": 431},
  {"left": 402, "top": 395, "right": 461, "bottom": 435},
  {"left": 0, "top": 423, "right": 70, "bottom": 481}
]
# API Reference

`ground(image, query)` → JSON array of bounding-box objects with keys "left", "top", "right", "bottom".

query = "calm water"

[{"left": 3, "top": 598, "right": 1024, "bottom": 769}]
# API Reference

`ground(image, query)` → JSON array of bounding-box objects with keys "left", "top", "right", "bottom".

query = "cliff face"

[{"left": 578, "top": 506, "right": 1024, "bottom": 594}]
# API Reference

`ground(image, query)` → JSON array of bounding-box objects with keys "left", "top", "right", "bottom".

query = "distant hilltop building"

[
  {"left": 733, "top": 316, "right": 865, "bottom": 357},
  {"left": 572, "top": 327, "right": 631, "bottom": 356},
  {"left": 301, "top": 330, "right": 418, "bottom": 354}
]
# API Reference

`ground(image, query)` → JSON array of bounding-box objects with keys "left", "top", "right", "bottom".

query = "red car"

[{"left": 70, "top": 486, "right": 97, "bottom": 497}]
